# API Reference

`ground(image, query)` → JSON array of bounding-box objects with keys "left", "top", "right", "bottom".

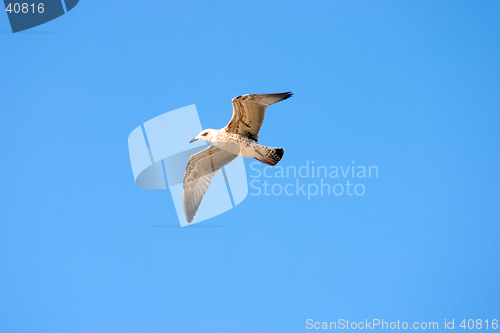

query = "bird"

[{"left": 183, "top": 92, "right": 293, "bottom": 223}]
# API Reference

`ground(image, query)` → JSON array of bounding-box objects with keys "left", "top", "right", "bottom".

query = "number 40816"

[
  {"left": 460, "top": 319, "right": 498, "bottom": 329},
  {"left": 5, "top": 3, "right": 44, "bottom": 14}
]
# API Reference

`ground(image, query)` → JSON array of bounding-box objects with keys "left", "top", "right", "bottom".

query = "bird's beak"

[{"left": 189, "top": 138, "right": 198, "bottom": 143}]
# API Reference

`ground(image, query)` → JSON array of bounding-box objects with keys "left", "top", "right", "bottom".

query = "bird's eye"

[{"left": 202, "top": 132, "right": 208, "bottom": 136}]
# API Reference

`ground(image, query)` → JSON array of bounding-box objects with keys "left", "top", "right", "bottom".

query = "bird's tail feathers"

[{"left": 257, "top": 147, "right": 284, "bottom": 166}]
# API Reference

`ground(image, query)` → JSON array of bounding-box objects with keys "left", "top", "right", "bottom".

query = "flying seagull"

[{"left": 183, "top": 92, "right": 293, "bottom": 223}]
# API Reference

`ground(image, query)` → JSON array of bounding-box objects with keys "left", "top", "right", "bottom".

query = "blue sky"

[{"left": 1, "top": 1, "right": 499, "bottom": 332}]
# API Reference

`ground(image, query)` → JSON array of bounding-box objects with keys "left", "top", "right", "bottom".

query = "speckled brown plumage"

[{"left": 183, "top": 92, "right": 293, "bottom": 223}]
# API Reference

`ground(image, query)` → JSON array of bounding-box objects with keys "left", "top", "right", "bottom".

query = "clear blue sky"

[{"left": 1, "top": 1, "right": 499, "bottom": 332}]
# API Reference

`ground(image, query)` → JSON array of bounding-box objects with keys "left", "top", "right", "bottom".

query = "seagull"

[{"left": 183, "top": 92, "right": 293, "bottom": 223}]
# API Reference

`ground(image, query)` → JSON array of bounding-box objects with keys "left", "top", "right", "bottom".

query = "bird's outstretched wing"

[
  {"left": 183, "top": 145, "right": 238, "bottom": 223},
  {"left": 225, "top": 92, "right": 292, "bottom": 141}
]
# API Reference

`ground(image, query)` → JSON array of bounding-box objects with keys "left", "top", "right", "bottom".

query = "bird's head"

[{"left": 189, "top": 129, "right": 217, "bottom": 143}]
